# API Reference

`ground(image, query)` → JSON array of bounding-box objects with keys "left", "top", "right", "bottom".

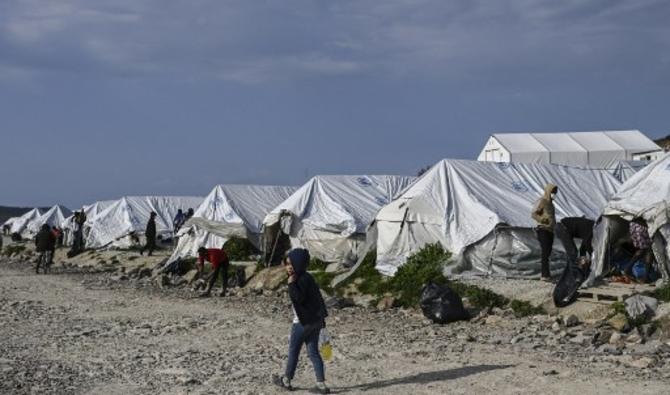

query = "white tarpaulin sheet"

[
  {"left": 611, "top": 160, "right": 648, "bottom": 183},
  {"left": 263, "top": 175, "right": 416, "bottom": 264},
  {"left": 86, "top": 196, "right": 203, "bottom": 249},
  {"left": 169, "top": 184, "right": 297, "bottom": 262},
  {"left": 61, "top": 200, "right": 116, "bottom": 245},
  {"left": 590, "top": 152, "right": 670, "bottom": 283},
  {"left": 26, "top": 205, "right": 72, "bottom": 236},
  {"left": 375, "top": 159, "right": 621, "bottom": 276},
  {"left": 9, "top": 208, "right": 43, "bottom": 235}
]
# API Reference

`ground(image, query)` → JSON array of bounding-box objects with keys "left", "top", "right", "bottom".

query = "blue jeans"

[{"left": 284, "top": 322, "right": 325, "bottom": 382}]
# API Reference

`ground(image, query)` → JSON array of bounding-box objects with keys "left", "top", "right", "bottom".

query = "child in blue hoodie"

[{"left": 275, "top": 248, "right": 330, "bottom": 394}]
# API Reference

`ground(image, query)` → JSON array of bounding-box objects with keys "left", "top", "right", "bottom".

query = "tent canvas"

[
  {"left": 9, "top": 208, "right": 43, "bottom": 235},
  {"left": 86, "top": 196, "right": 203, "bottom": 249},
  {"left": 375, "top": 160, "right": 621, "bottom": 277},
  {"left": 26, "top": 205, "right": 72, "bottom": 236},
  {"left": 168, "top": 184, "right": 297, "bottom": 262},
  {"left": 589, "top": 152, "right": 670, "bottom": 285},
  {"left": 611, "top": 160, "right": 648, "bottom": 183},
  {"left": 61, "top": 200, "right": 116, "bottom": 245},
  {"left": 263, "top": 175, "right": 416, "bottom": 265}
]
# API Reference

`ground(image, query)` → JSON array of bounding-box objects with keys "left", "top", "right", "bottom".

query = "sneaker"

[
  {"left": 272, "top": 374, "right": 293, "bottom": 391},
  {"left": 315, "top": 381, "right": 330, "bottom": 394}
]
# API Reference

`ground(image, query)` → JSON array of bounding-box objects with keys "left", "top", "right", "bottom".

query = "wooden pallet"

[{"left": 576, "top": 282, "right": 656, "bottom": 305}]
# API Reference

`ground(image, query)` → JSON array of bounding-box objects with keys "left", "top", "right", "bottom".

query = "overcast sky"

[{"left": 1, "top": 0, "right": 669, "bottom": 208}]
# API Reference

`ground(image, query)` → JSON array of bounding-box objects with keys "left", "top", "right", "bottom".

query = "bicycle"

[{"left": 36, "top": 250, "right": 53, "bottom": 274}]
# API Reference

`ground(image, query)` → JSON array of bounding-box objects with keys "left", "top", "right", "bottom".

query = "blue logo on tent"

[
  {"left": 497, "top": 162, "right": 511, "bottom": 170},
  {"left": 224, "top": 211, "right": 236, "bottom": 221},
  {"left": 375, "top": 197, "right": 388, "bottom": 205},
  {"left": 357, "top": 177, "right": 373, "bottom": 187},
  {"left": 511, "top": 181, "right": 529, "bottom": 192}
]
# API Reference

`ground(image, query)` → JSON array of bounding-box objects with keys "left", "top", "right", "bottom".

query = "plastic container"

[{"left": 318, "top": 328, "right": 332, "bottom": 361}]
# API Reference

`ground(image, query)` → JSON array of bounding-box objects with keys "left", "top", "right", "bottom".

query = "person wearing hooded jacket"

[
  {"left": 275, "top": 248, "right": 330, "bottom": 394},
  {"left": 140, "top": 212, "right": 157, "bottom": 256},
  {"left": 35, "top": 224, "right": 56, "bottom": 273},
  {"left": 532, "top": 183, "right": 558, "bottom": 281}
]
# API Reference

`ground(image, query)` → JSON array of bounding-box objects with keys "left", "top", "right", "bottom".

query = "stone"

[
  {"left": 111, "top": 274, "right": 128, "bottom": 282},
  {"left": 171, "top": 276, "right": 187, "bottom": 287},
  {"left": 609, "top": 332, "right": 623, "bottom": 345},
  {"left": 569, "top": 335, "right": 588, "bottom": 345},
  {"left": 600, "top": 345, "right": 623, "bottom": 355},
  {"left": 626, "top": 357, "right": 654, "bottom": 369},
  {"left": 485, "top": 315, "right": 503, "bottom": 326},
  {"left": 563, "top": 314, "right": 580, "bottom": 327},
  {"left": 138, "top": 268, "right": 153, "bottom": 279},
  {"left": 625, "top": 332, "right": 643, "bottom": 345},
  {"left": 607, "top": 314, "right": 630, "bottom": 332},
  {"left": 639, "top": 324, "right": 657, "bottom": 339},
  {"left": 376, "top": 295, "right": 396, "bottom": 311},
  {"left": 551, "top": 322, "right": 561, "bottom": 333},
  {"left": 247, "top": 267, "right": 288, "bottom": 291},
  {"left": 155, "top": 274, "right": 169, "bottom": 289},
  {"left": 243, "top": 265, "right": 257, "bottom": 285},
  {"left": 183, "top": 270, "right": 199, "bottom": 284}
]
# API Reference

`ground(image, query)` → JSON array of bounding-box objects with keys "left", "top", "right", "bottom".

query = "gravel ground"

[{"left": 1, "top": 255, "right": 669, "bottom": 394}]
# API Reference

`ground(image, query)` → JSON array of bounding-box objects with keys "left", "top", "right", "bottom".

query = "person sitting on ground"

[
  {"left": 196, "top": 246, "right": 230, "bottom": 297},
  {"left": 185, "top": 208, "right": 195, "bottom": 221},
  {"left": 275, "top": 248, "right": 330, "bottom": 394},
  {"left": 140, "top": 212, "right": 158, "bottom": 256},
  {"left": 173, "top": 209, "right": 186, "bottom": 234},
  {"left": 629, "top": 217, "right": 654, "bottom": 282},
  {"left": 532, "top": 183, "right": 558, "bottom": 282},
  {"left": 35, "top": 224, "right": 56, "bottom": 273}
]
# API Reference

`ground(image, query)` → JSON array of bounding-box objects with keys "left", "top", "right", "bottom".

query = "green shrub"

[
  {"left": 389, "top": 243, "right": 451, "bottom": 307},
  {"left": 336, "top": 250, "right": 390, "bottom": 297},
  {"left": 313, "top": 271, "right": 337, "bottom": 294},
  {"left": 448, "top": 281, "right": 509, "bottom": 310},
  {"left": 309, "top": 257, "right": 328, "bottom": 271},
  {"left": 509, "top": 299, "right": 546, "bottom": 317},
  {"left": 223, "top": 237, "right": 259, "bottom": 261},
  {"left": 654, "top": 284, "right": 670, "bottom": 303},
  {"left": 2, "top": 244, "right": 26, "bottom": 257}
]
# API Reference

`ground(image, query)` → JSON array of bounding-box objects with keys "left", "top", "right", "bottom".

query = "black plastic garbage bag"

[
  {"left": 420, "top": 282, "right": 469, "bottom": 324},
  {"left": 553, "top": 258, "right": 590, "bottom": 307}
]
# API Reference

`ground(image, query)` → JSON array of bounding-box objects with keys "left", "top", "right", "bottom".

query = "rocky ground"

[{"left": 1, "top": 244, "right": 669, "bottom": 394}]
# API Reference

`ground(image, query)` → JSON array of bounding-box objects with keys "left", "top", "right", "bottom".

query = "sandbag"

[
  {"left": 420, "top": 282, "right": 469, "bottom": 324},
  {"left": 553, "top": 258, "right": 589, "bottom": 307}
]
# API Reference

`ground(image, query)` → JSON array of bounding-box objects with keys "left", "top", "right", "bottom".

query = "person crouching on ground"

[
  {"left": 532, "top": 183, "right": 558, "bottom": 282},
  {"left": 35, "top": 224, "right": 56, "bottom": 273},
  {"left": 197, "top": 246, "right": 230, "bottom": 297},
  {"left": 275, "top": 248, "right": 330, "bottom": 394}
]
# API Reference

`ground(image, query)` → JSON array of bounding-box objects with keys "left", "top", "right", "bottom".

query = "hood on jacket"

[
  {"left": 543, "top": 183, "right": 558, "bottom": 199},
  {"left": 288, "top": 248, "right": 310, "bottom": 276}
]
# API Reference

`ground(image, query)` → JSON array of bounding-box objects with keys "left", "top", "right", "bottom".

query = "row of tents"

[{"left": 3, "top": 154, "right": 670, "bottom": 287}]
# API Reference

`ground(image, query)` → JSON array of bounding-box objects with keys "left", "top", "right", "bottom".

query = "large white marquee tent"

[
  {"left": 478, "top": 130, "right": 662, "bottom": 169},
  {"left": 375, "top": 160, "right": 621, "bottom": 277},
  {"left": 26, "top": 205, "right": 72, "bottom": 236},
  {"left": 8, "top": 208, "right": 43, "bottom": 236}
]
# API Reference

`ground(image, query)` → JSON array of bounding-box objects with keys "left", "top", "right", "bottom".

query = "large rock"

[
  {"left": 563, "top": 314, "right": 580, "bottom": 327},
  {"left": 183, "top": 269, "right": 200, "bottom": 284},
  {"left": 608, "top": 313, "right": 630, "bottom": 332},
  {"left": 243, "top": 265, "right": 257, "bottom": 285},
  {"left": 376, "top": 295, "right": 396, "bottom": 311},
  {"left": 247, "top": 267, "right": 288, "bottom": 291}
]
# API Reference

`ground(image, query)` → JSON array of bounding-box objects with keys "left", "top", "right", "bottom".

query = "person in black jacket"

[
  {"left": 35, "top": 224, "right": 56, "bottom": 273},
  {"left": 559, "top": 217, "right": 595, "bottom": 257},
  {"left": 275, "top": 248, "right": 330, "bottom": 394},
  {"left": 140, "top": 212, "right": 157, "bottom": 256}
]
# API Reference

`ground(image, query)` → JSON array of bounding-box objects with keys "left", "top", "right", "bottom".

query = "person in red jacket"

[{"left": 197, "top": 246, "right": 230, "bottom": 297}]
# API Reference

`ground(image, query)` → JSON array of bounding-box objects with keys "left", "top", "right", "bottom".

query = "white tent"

[
  {"left": 263, "top": 175, "right": 416, "bottom": 265},
  {"left": 61, "top": 200, "right": 116, "bottom": 245},
  {"left": 589, "top": 152, "right": 670, "bottom": 285},
  {"left": 9, "top": 208, "right": 43, "bottom": 235},
  {"left": 168, "top": 184, "right": 297, "bottom": 262},
  {"left": 375, "top": 160, "right": 621, "bottom": 277},
  {"left": 26, "top": 205, "right": 72, "bottom": 236},
  {"left": 86, "top": 196, "right": 203, "bottom": 249},
  {"left": 611, "top": 160, "right": 648, "bottom": 183},
  {"left": 478, "top": 130, "right": 662, "bottom": 169}
]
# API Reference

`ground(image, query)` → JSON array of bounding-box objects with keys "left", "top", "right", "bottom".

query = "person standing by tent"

[
  {"left": 173, "top": 209, "right": 186, "bottom": 234},
  {"left": 140, "top": 212, "right": 157, "bottom": 256},
  {"left": 558, "top": 217, "right": 595, "bottom": 258},
  {"left": 532, "top": 184, "right": 558, "bottom": 281},
  {"left": 274, "top": 248, "right": 330, "bottom": 394},
  {"left": 35, "top": 224, "right": 56, "bottom": 273},
  {"left": 74, "top": 209, "right": 87, "bottom": 251},
  {"left": 196, "top": 246, "right": 230, "bottom": 297}
]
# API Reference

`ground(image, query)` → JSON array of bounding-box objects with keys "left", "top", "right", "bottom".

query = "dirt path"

[{"left": 0, "top": 262, "right": 668, "bottom": 394}]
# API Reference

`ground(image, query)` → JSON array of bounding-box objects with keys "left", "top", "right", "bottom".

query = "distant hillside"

[
  {"left": 0, "top": 206, "right": 47, "bottom": 226},
  {"left": 654, "top": 135, "right": 670, "bottom": 152}
]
